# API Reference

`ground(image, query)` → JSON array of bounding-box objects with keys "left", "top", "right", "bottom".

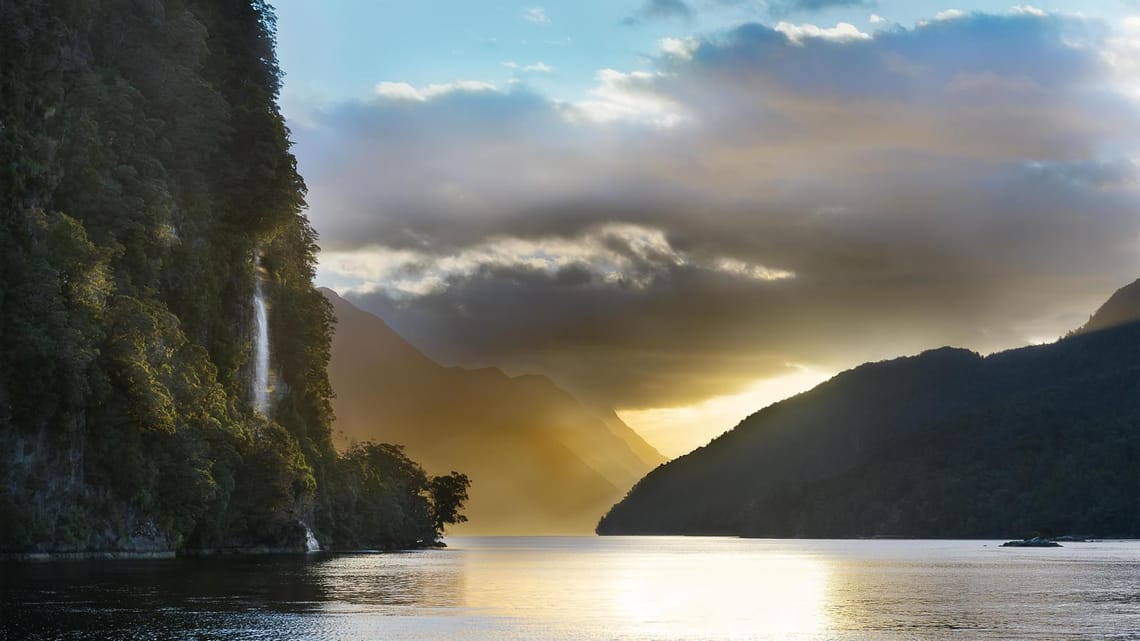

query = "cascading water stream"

[
  {"left": 252, "top": 258, "right": 270, "bottom": 416},
  {"left": 251, "top": 256, "right": 319, "bottom": 552},
  {"left": 303, "top": 524, "right": 321, "bottom": 553}
]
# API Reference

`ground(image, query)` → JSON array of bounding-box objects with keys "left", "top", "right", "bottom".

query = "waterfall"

[
  {"left": 303, "top": 522, "right": 320, "bottom": 553},
  {"left": 252, "top": 258, "right": 270, "bottom": 416}
]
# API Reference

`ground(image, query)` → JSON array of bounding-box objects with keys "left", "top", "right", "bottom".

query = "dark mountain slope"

[
  {"left": 323, "top": 289, "right": 665, "bottom": 534},
  {"left": 599, "top": 282, "right": 1140, "bottom": 538},
  {"left": 1076, "top": 278, "right": 1140, "bottom": 335}
]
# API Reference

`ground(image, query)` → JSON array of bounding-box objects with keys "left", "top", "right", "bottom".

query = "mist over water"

[{"left": 5, "top": 537, "right": 1140, "bottom": 641}]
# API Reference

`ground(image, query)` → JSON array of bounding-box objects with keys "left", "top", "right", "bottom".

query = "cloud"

[
  {"left": 295, "top": 11, "right": 1140, "bottom": 411},
  {"left": 767, "top": 0, "right": 875, "bottom": 17},
  {"left": 524, "top": 7, "right": 550, "bottom": 24},
  {"left": 623, "top": 0, "right": 693, "bottom": 26},
  {"left": 321, "top": 223, "right": 793, "bottom": 299},
  {"left": 562, "top": 69, "right": 687, "bottom": 127},
  {"left": 659, "top": 36, "right": 700, "bottom": 59},
  {"left": 503, "top": 61, "right": 555, "bottom": 73},
  {"left": 1103, "top": 15, "right": 1140, "bottom": 98},
  {"left": 774, "top": 21, "right": 871, "bottom": 44},
  {"left": 374, "top": 80, "right": 497, "bottom": 101},
  {"left": 1010, "top": 5, "right": 1047, "bottom": 17}
]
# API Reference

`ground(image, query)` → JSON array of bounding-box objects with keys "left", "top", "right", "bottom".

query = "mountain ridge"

[
  {"left": 1076, "top": 278, "right": 1140, "bottom": 335},
  {"left": 322, "top": 288, "right": 665, "bottom": 534},
  {"left": 599, "top": 279, "right": 1140, "bottom": 538}
]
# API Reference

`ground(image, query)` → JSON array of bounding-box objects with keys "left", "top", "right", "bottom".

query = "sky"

[{"left": 272, "top": 0, "right": 1140, "bottom": 457}]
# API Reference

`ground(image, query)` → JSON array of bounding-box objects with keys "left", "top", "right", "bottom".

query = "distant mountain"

[
  {"left": 598, "top": 280, "right": 1140, "bottom": 539},
  {"left": 322, "top": 289, "right": 665, "bottom": 534}
]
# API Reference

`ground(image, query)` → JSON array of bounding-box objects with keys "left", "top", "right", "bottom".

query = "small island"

[{"left": 1000, "top": 537, "right": 1062, "bottom": 548}]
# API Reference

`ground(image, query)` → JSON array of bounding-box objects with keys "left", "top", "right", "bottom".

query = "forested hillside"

[
  {"left": 599, "top": 280, "right": 1140, "bottom": 539},
  {"left": 0, "top": 0, "right": 465, "bottom": 553}
]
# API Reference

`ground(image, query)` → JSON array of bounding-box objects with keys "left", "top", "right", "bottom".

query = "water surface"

[{"left": 4, "top": 537, "right": 1140, "bottom": 640}]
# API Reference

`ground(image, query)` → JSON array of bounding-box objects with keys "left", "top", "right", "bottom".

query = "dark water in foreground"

[{"left": 3, "top": 537, "right": 1140, "bottom": 640}]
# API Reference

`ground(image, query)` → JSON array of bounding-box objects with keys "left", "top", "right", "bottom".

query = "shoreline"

[
  {"left": 1, "top": 541, "right": 447, "bottom": 562},
  {"left": 1, "top": 550, "right": 178, "bottom": 561},
  {"left": 7, "top": 536, "right": 1127, "bottom": 561}
]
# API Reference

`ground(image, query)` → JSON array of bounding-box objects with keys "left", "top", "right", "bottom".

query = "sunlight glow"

[{"left": 619, "top": 366, "right": 834, "bottom": 458}]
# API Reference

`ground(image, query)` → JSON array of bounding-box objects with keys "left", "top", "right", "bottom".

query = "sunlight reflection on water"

[
  {"left": 5, "top": 537, "right": 1140, "bottom": 641},
  {"left": 452, "top": 537, "right": 829, "bottom": 638}
]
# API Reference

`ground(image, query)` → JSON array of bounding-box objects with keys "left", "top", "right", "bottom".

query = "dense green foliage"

[
  {"left": 0, "top": 0, "right": 466, "bottom": 552},
  {"left": 328, "top": 443, "right": 470, "bottom": 548},
  {"left": 598, "top": 298, "right": 1140, "bottom": 539}
]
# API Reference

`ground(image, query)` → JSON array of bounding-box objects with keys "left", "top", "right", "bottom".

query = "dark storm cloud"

[
  {"left": 297, "top": 11, "right": 1140, "bottom": 410},
  {"left": 346, "top": 258, "right": 800, "bottom": 407}
]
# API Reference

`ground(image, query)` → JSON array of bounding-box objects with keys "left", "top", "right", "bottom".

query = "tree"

[{"left": 429, "top": 472, "right": 471, "bottom": 536}]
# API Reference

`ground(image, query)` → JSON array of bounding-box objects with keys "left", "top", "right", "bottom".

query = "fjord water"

[{"left": 4, "top": 537, "right": 1140, "bottom": 641}]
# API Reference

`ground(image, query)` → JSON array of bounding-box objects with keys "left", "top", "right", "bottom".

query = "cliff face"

[
  {"left": 0, "top": 1, "right": 417, "bottom": 553},
  {"left": 324, "top": 289, "right": 665, "bottom": 534},
  {"left": 599, "top": 281, "right": 1140, "bottom": 538}
]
